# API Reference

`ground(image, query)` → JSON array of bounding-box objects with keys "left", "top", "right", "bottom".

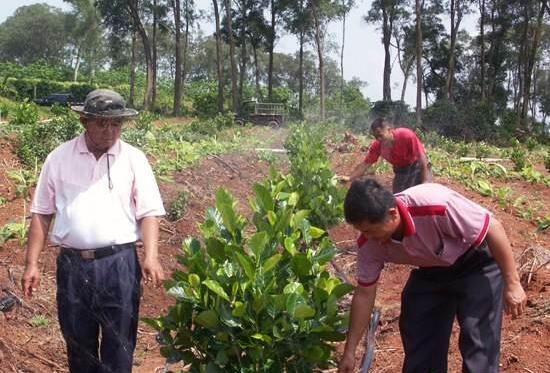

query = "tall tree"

[
  {"left": 366, "top": 0, "right": 405, "bottom": 101},
  {"left": 172, "top": 0, "right": 183, "bottom": 115},
  {"left": 0, "top": 4, "right": 67, "bottom": 64},
  {"left": 224, "top": 0, "right": 238, "bottom": 112},
  {"left": 478, "top": 0, "right": 486, "bottom": 100},
  {"left": 340, "top": 0, "right": 355, "bottom": 106},
  {"left": 415, "top": 0, "right": 423, "bottom": 124},
  {"left": 213, "top": 0, "right": 224, "bottom": 112},
  {"left": 445, "top": 0, "right": 471, "bottom": 101}
]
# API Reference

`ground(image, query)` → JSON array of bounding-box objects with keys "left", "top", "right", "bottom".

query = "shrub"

[
  {"left": 146, "top": 187, "right": 352, "bottom": 372},
  {"left": 510, "top": 140, "right": 526, "bottom": 171},
  {"left": 544, "top": 147, "right": 550, "bottom": 172},
  {"left": 167, "top": 191, "right": 188, "bottom": 221},
  {"left": 16, "top": 108, "right": 81, "bottom": 167},
  {"left": 285, "top": 123, "right": 345, "bottom": 229}
]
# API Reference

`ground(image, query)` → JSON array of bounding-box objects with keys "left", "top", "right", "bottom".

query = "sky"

[{"left": 0, "top": 0, "right": 476, "bottom": 107}]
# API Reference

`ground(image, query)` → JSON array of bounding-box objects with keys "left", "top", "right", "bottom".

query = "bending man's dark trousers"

[
  {"left": 399, "top": 241, "right": 504, "bottom": 373},
  {"left": 56, "top": 245, "right": 141, "bottom": 373}
]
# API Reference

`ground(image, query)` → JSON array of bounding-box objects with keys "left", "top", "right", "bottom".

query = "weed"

[
  {"left": 29, "top": 314, "right": 49, "bottom": 327},
  {"left": 167, "top": 191, "right": 188, "bottom": 222}
]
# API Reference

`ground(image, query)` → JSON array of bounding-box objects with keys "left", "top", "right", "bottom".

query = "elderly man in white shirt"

[{"left": 21, "top": 89, "right": 166, "bottom": 373}]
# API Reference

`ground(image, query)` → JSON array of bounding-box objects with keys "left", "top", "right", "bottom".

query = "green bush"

[
  {"left": 510, "top": 140, "right": 527, "bottom": 171},
  {"left": 544, "top": 147, "right": 550, "bottom": 172},
  {"left": 187, "top": 81, "right": 219, "bottom": 117},
  {"left": 146, "top": 186, "right": 352, "bottom": 372},
  {"left": 16, "top": 108, "right": 81, "bottom": 167},
  {"left": 285, "top": 123, "right": 345, "bottom": 229},
  {"left": 167, "top": 191, "right": 188, "bottom": 221}
]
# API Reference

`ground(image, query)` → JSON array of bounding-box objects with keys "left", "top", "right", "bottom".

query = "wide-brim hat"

[{"left": 71, "top": 89, "right": 138, "bottom": 118}]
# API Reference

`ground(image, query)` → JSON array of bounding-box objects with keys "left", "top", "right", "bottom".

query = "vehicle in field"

[
  {"left": 236, "top": 101, "right": 286, "bottom": 127},
  {"left": 34, "top": 93, "right": 81, "bottom": 107}
]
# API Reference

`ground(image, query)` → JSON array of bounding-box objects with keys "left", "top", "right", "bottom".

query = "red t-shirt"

[{"left": 364, "top": 128, "right": 426, "bottom": 168}]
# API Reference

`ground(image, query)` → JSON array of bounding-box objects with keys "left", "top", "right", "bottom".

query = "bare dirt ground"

[{"left": 0, "top": 128, "right": 549, "bottom": 373}]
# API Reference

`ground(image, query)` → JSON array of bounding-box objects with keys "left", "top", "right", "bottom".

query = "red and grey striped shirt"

[{"left": 356, "top": 183, "right": 491, "bottom": 287}]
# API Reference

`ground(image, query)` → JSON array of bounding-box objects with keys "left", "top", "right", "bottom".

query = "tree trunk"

[
  {"left": 311, "top": 2, "right": 325, "bottom": 121},
  {"left": 382, "top": 5, "right": 392, "bottom": 101},
  {"left": 253, "top": 44, "right": 262, "bottom": 100},
  {"left": 127, "top": 0, "right": 154, "bottom": 110},
  {"left": 516, "top": 5, "right": 529, "bottom": 114},
  {"left": 152, "top": 0, "right": 158, "bottom": 107},
  {"left": 182, "top": 0, "right": 190, "bottom": 95},
  {"left": 73, "top": 45, "right": 81, "bottom": 82},
  {"left": 415, "top": 0, "right": 423, "bottom": 124},
  {"left": 238, "top": 0, "right": 247, "bottom": 111},
  {"left": 129, "top": 31, "right": 137, "bottom": 107},
  {"left": 479, "top": 0, "right": 486, "bottom": 100},
  {"left": 213, "top": 0, "right": 224, "bottom": 112},
  {"left": 268, "top": 0, "right": 276, "bottom": 101},
  {"left": 445, "top": 0, "right": 463, "bottom": 102},
  {"left": 520, "top": 1, "right": 545, "bottom": 129},
  {"left": 173, "top": 0, "right": 183, "bottom": 116},
  {"left": 224, "top": 0, "right": 238, "bottom": 112},
  {"left": 299, "top": 30, "right": 304, "bottom": 118},
  {"left": 340, "top": 2, "right": 346, "bottom": 108},
  {"left": 401, "top": 56, "right": 414, "bottom": 102}
]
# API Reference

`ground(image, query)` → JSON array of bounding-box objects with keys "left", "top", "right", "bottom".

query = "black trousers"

[
  {"left": 56, "top": 246, "right": 141, "bottom": 373},
  {"left": 399, "top": 242, "right": 504, "bottom": 373}
]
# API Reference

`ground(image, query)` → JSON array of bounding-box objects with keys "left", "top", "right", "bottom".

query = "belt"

[{"left": 60, "top": 242, "right": 135, "bottom": 260}]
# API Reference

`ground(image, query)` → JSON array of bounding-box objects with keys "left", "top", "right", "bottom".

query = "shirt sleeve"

[
  {"left": 437, "top": 191, "right": 491, "bottom": 248},
  {"left": 356, "top": 235, "right": 384, "bottom": 287},
  {"left": 31, "top": 156, "right": 56, "bottom": 215},
  {"left": 364, "top": 140, "right": 381, "bottom": 165},
  {"left": 132, "top": 152, "right": 166, "bottom": 219}
]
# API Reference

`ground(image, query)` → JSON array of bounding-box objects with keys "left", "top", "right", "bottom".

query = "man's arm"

[
  {"left": 22, "top": 213, "right": 53, "bottom": 297},
  {"left": 349, "top": 162, "right": 374, "bottom": 182},
  {"left": 339, "top": 284, "right": 377, "bottom": 373},
  {"left": 140, "top": 216, "right": 164, "bottom": 287},
  {"left": 418, "top": 152, "right": 430, "bottom": 183},
  {"left": 485, "top": 218, "right": 526, "bottom": 318}
]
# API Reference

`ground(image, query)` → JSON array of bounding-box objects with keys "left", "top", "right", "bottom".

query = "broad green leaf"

[
  {"left": 215, "top": 189, "right": 238, "bottom": 234},
  {"left": 248, "top": 231, "right": 269, "bottom": 258},
  {"left": 284, "top": 237, "right": 297, "bottom": 256},
  {"left": 331, "top": 283, "right": 354, "bottom": 298},
  {"left": 291, "top": 210, "right": 310, "bottom": 228},
  {"left": 206, "top": 238, "right": 226, "bottom": 262},
  {"left": 253, "top": 184, "right": 274, "bottom": 211},
  {"left": 206, "top": 361, "right": 221, "bottom": 373},
  {"left": 262, "top": 253, "right": 282, "bottom": 274},
  {"left": 251, "top": 333, "right": 272, "bottom": 344},
  {"left": 203, "top": 280, "right": 230, "bottom": 301},
  {"left": 294, "top": 304, "right": 315, "bottom": 319},
  {"left": 188, "top": 274, "right": 201, "bottom": 289},
  {"left": 309, "top": 226, "right": 325, "bottom": 239},
  {"left": 291, "top": 254, "right": 312, "bottom": 277},
  {"left": 302, "top": 345, "right": 327, "bottom": 363},
  {"left": 288, "top": 192, "right": 299, "bottom": 207},
  {"left": 267, "top": 210, "right": 277, "bottom": 226},
  {"left": 283, "top": 281, "right": 304, "bottom": 295},
  {"left": 232, "top": 301, "right": 246, "bottom": 317},
  {"left": 235, "top": 252, "right": 255, "bottom": 281},
  {"left": 215, "top": 349, "right": 229, "bottom": 366},
  {"left": 195, "top": 310, "right": 218, "bottom": 329}
]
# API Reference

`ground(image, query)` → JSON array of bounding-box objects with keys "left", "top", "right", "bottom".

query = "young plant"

[
  {"left": 544, "top": 148, "right": 550, "bottom": 172},
  {"left": 510, "top": 140, "right": 526, "bottom": 171},
  {"left": 167, "top": 191, "right": 188, "bottom": 222},
  {"left": 145, "top": 186, "right": 352, "bottom": 373},
  {"left": 29, "top": 314, "right": 49, "bottom": 327}
]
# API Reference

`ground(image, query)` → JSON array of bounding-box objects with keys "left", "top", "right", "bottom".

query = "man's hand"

[
  {"left": 142, "top": 257, "right": 164, "bottom": 287},
  {"left": 21, "top": 264, "right": 41, "bottom": 297},
  {"left": 338, "top": 350, "right": 356, "bottom": 373},
  {"left": 503, "top": 282, "right": 527, "bottom": 318}
]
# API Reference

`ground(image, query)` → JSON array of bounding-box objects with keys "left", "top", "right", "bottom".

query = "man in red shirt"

[
  {"left": 338, "top": 179, "right": 526, "bottom": 373},
  {"left": 349, "top": 118, "right": 431, "bottom": 193}
]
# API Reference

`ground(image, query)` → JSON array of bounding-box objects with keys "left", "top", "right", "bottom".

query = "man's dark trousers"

[
  {"left": 399, "top": 242, "right": 504, "bottom": 373},
  {"left": 57, "top": 246, "right": 141, "bottom": 373}
]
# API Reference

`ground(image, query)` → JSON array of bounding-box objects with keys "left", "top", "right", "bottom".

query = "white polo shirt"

[{"left": 31, "top": 134, "right": 165, "bottom": 250}]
